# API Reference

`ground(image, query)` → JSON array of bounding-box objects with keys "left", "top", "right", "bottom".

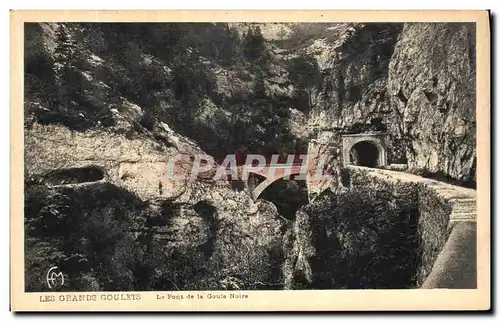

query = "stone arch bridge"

[{"left": 236, "top": 163, "right": 330, "bottom": 201}]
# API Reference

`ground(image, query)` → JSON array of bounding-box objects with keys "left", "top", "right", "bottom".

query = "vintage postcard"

[{"left": 10, "top": 10, "right": 490, "bottom": 311}]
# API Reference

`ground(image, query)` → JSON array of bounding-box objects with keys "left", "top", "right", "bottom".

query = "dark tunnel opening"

[
  {"left": 350, "top": 141, "right": 380, "bottom": 168},
  {"left": 43, "top": 166, "right": 105, "bottom": 186}
]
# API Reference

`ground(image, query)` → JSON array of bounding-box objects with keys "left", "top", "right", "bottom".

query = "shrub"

[
  {"left": 301, "top": 185, "right": 420, "bottom": 289},
  {"left": 139, "top": 111, "right": 156, "bottom": 131}
]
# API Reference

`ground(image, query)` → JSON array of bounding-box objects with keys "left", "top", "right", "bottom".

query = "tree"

[
  {"left": 24, "top": 23, "right": 58, "bottom": 108},
  {"left": 253, "top": 26, "right": 265, "bottom": 50},
  {"left": 53, "top": 24, "right": 78, "bottom": 66},
  {"left": 53, "top": 24, "right": 82, "bottom": 107},
  {"left": 254, "top": 69, "right": 266, "bottom": 99},
  {"left": 243, "top": 26, "right": 266, "bottom": 62}
]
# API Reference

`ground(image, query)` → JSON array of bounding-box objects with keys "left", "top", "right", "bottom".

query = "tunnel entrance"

[
  {"left": 43, "top": 166, "right": 105, "bottom": 186},
  {"left": 342, "top": 133, "right": 387, "bottom": 167},
  {"left": 350, "top": 141, "right": 380, "bottom": 168}
]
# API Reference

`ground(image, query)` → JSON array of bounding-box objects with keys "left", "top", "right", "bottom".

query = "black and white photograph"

[{"left": 10, "top": 10, "right": 490, "bottom": 311}]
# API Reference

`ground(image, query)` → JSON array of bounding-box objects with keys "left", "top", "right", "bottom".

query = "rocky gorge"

[{"left": 24, "top": 22, "right": 476, "bottom": 291}]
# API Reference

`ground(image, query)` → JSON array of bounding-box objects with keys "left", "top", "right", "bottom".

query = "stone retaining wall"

[{"left": 346, "top": 165, "right": 477, "bottom": 288}]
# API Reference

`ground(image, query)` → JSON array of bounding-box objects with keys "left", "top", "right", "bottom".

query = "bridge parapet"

[{"left": 344, "top": 165, "right": 477, "bottom": 288}]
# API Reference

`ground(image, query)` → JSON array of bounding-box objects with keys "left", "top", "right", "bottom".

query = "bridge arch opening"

[
  {"left": 258, "top": 177, "right": 308, "bottom": 220},
  {"left": 349, "top": 141, "right": 380, "bottom": 168}
]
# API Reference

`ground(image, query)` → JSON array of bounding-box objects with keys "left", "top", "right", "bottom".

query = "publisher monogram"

[{"left": 46, "top": 267, "right": 64, "bottom": 289}]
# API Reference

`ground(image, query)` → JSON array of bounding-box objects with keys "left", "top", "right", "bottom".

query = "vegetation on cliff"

[{"left": 284, "top": 181, "right": 420, "bottom": 289}]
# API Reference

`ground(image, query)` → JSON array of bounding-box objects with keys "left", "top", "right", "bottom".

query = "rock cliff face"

[
  {"left": 25, "top": 122, "right": 288, "bottom": 290},
  {"left": 289, "top": 23, "right": 403, "bottom": 194},
  {"left": 25, "top": 23, "right": 289, "bottom": 291},
  {"left": 306, "top": 23, "right": 401, "bottom": 132},
  {"left": 301, "top": 23, "right": 475, "bottom": 188},
  {"left": 387, "top": 23, "right": 476, "bottom": 184}
]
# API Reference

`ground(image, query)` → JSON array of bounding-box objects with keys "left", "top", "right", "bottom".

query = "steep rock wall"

[
  {"left": 387, "top": 23, "right": 476, "bottom": 184},
  {"left": 305, "top": 23, "right": 476, "bottom": 192},
  {"left": 302, "top": 24, "right": 403, "bottom": 195}
]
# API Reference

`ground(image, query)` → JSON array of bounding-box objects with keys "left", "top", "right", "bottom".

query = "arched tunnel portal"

[{"left": 342, "top": 133, "right": 387, "bottom": 168}]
